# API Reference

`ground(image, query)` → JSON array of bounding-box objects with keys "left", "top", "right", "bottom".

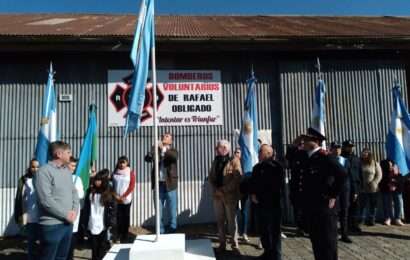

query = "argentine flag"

[
  {"left": 311, "top": 79, "right": 326, "bottom": 146},
  {"left": 238, "top": 72, "right": 259, "bottom": 175},
  {"left": 124, "top": 0, "right": 155, "bottom": 135},
  {"left": 386, "top": 85, "right": 410, "bottom": 175},
  {"left": 34, "top": 63, "right": 57, "bottom": 166}
]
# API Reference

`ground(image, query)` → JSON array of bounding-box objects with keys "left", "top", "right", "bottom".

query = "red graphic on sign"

[{"left": 109, "top": 73, "right": 164, "bottom": 123}]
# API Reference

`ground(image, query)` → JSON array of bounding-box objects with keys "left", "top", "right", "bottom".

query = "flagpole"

[
  {"left": 314, "top": 57, "right": 326, "bottom": 148},
  {"left": 152, "top": 49, "right": 160, "bottom": 241},
  {"left": 316, "top": 57, "right": 321, "bottom": 79},
  {"left": 151, "top": 34, "right": 160, "bottom": 243},
  {"left": 91, "top": 104, "right": 97, "bottom": 179},
  {"left": 394, "top": 76, "right": 399, "bottom": 87}
]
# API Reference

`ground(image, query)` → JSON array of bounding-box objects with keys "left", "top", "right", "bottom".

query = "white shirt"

[
  {"left": 23, "top": 178, "right": 39, "bottom": 223},
  {"left": 88, "top": 193, "right": 105, "bottom": 235},
  {"left": 72, "top": 175, "right": 84, "bottom": 233},
  {"left": 307, "top": 147, "right": 322, "bottom": 158},
  {"left": 338, "top": 156, "right": 346, "bottom": 167},
  {"left": 113, "top": 169, "right": 133, "bottom": 204},
  {"left": 159, "top": 146, "right": 169, "bottom": 181}
]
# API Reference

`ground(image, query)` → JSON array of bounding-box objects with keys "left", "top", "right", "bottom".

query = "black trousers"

[
  {"left": 257, "top": 206, "right": 282, "bottom": 260},
  {"left": 338, "top": 188, "right": 350, "bottom": 236},
  {"left": 348, "top": 192, "right": 360, "bottom": 227},
  {"left": 291, "top": 196, "right": 306, "bottom": 232},
  {"left": 91, "top": 230, "right": 108, "bottom": 260},
  {"left": 117, "top": 203, "right": 131, "bottom": 240},
  {"left": 306, "top": 207, "right": 338, "bottom": 260}
]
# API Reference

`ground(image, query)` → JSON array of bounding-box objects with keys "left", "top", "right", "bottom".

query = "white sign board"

[{"left": 108, "top": 70, "right": 223, "bottom": 127}]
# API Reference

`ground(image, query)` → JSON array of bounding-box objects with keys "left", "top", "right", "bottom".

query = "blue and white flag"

[
  {"left": 311, "top": 79, "right": 326, "bottom": 146},
  {"left": 124, "top": 0, "right": 155, "bottom": 135},
  {"left": 386, "top": 85, "right": 410, "bottom": 175},
  {"left": 238, "top": 72, "right": 259, "bottom": 175},
  {"left": 35, "top": 63, "right": 57, "bottom": 165}
]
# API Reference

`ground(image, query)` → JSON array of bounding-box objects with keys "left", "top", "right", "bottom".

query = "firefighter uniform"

[{"left": 300, "top": 128, "right": 347, "bottom": 260}]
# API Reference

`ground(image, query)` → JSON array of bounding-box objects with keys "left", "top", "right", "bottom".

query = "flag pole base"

[{"left": 103, "top": 234, "right": 216, "bottom": 260}]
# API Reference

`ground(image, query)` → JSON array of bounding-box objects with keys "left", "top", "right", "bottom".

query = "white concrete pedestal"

[
  {"left": 129, "top": 234, "right": 185, "bottom": 260},
  {"left": 185, "top": 239, "right": 215, "bottom": 260},
  {"left": 103, "top": 235, "right": 215, "bottom": 260}
]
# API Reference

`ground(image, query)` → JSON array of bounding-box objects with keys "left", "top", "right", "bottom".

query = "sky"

[{"left": 0, "top": 0, "right": 410, "bottom": 16}]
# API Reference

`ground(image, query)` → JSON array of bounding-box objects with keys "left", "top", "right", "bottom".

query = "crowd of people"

[
  {"left": 13, "top": 130, "right": 408, "bottom": 260},
  {"left": 14, "top": 141, "right": 137, "bottom": 260},
  {"left": 208, "top": 127, "right": 407, "bottom": 260},
  {"left": 285, "top": 129, "right": 406, "bottom": 260}
]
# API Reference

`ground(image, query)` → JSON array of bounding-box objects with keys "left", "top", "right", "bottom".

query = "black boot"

[
  {"left": 296, "top": 227, "right": 308, "bottom": 237},
  {"left": 341, "top": 234, "right": 353, "bottom": 243},
  {"left": 365, "top": 219, "right": 375, "bottom": 226},
  {"left": 350, "top": 219, "right": 362, "bottom": 233},
  {"left": 256, "top": 252, "right": 270, "bottom": 260}
]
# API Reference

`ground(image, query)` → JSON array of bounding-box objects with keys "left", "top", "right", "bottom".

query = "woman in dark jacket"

[
  {"left": 83, "top": 169, "right": 117, "bottom": 260},
  {"left": 379, "top": 159, "right": 405, "bottom": 226}
]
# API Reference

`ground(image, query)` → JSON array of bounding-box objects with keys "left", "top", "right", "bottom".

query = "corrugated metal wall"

[
  {"left": 280, "top": 60, "right": 408, "bottom": 222},
  {"left": 1, "top": 57, "right": 408, "bottom": 235},
  {"left": 280, "top": 60, "right": 407, "bottom": 158},
  {"left": 0, "top": 59, "right": 273, "bottom": 235}
]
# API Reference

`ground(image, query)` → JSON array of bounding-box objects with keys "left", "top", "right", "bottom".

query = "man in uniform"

[
  {"left": 300, "top": 128, "right": 346, "bottom": 260},
  {"left": 341, "top": 140, "right": 362, "bottom": 233},
  {"left": 329, "top": 142, "right": 352, "bottom": 243},
  {"left": 286, "top": 136, "right": 309, "bottom": 236}
]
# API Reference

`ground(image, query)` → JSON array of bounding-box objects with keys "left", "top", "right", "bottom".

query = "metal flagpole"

[
  {"left": 315, "top": 57, "right": 326, "bottom": 148},
  {"left": 394, "top": 76, "right": 399, "bottom": 87},
  {"left": 316, "top": 57, "right": 322, "bottom": 79},
  {"left": 151, "top": 13, "right": 160, "bottom": 241}
]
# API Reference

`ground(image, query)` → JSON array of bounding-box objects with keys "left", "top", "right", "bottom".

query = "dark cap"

[
  {"left": 342, "top": 140, "right": 355, "bottom": 147},
  {"left": 330, "top": 142, "right": 341, "bottom": 149},
  {"left": 301, "top": 127, "right": 326, "bottom": 142}
]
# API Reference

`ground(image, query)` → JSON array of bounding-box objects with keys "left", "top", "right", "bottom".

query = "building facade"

[{"left": 0, "top": 15, "right": 409, "bottom": 235}]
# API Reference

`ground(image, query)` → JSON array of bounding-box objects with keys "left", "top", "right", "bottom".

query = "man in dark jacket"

[
  {"left": 286, "top": 136, "right": 309, "bottom": 236},
  {"left": 300, "top": 128, "right": 346, "bottom": 260},
  {"left": 329, "top": 142, "right": 352, "bottom": 243},
  {"left": 341, "top": 140, "right": 363, "bottom": 233},
  {"left": 249, "top": 144, "right": 285, "bottom": 260},
  {"left": 145, "top": 133, "right": 178, "bottom": 233}
]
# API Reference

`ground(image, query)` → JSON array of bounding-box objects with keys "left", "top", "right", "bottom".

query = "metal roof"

[{"left": 1, "top": 14, "right": 410, "bottom": 40}]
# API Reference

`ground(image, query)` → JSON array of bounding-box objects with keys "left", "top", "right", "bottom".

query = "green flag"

[{"left": 74, "top": 104, "right": 98, "bottom": 192}]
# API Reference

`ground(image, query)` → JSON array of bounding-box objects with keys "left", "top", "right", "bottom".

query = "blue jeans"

[
  {"left": 359, "top": 192, "right": 378, "bottom": 222},
  {"left": 237, "top": 195, "right": 250, "bottom": 236},
  {"left": 26, "top": 223, "right": 40, "bottom": 260},
  {"left": 382, "top": 192, "right": 403, "bottom": 220},
  {"left": 157, "top": 183, "right": 177, "bottom": 234},
  {"left": 39, "top": 224, "right": 73, "bottom": 260}
]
